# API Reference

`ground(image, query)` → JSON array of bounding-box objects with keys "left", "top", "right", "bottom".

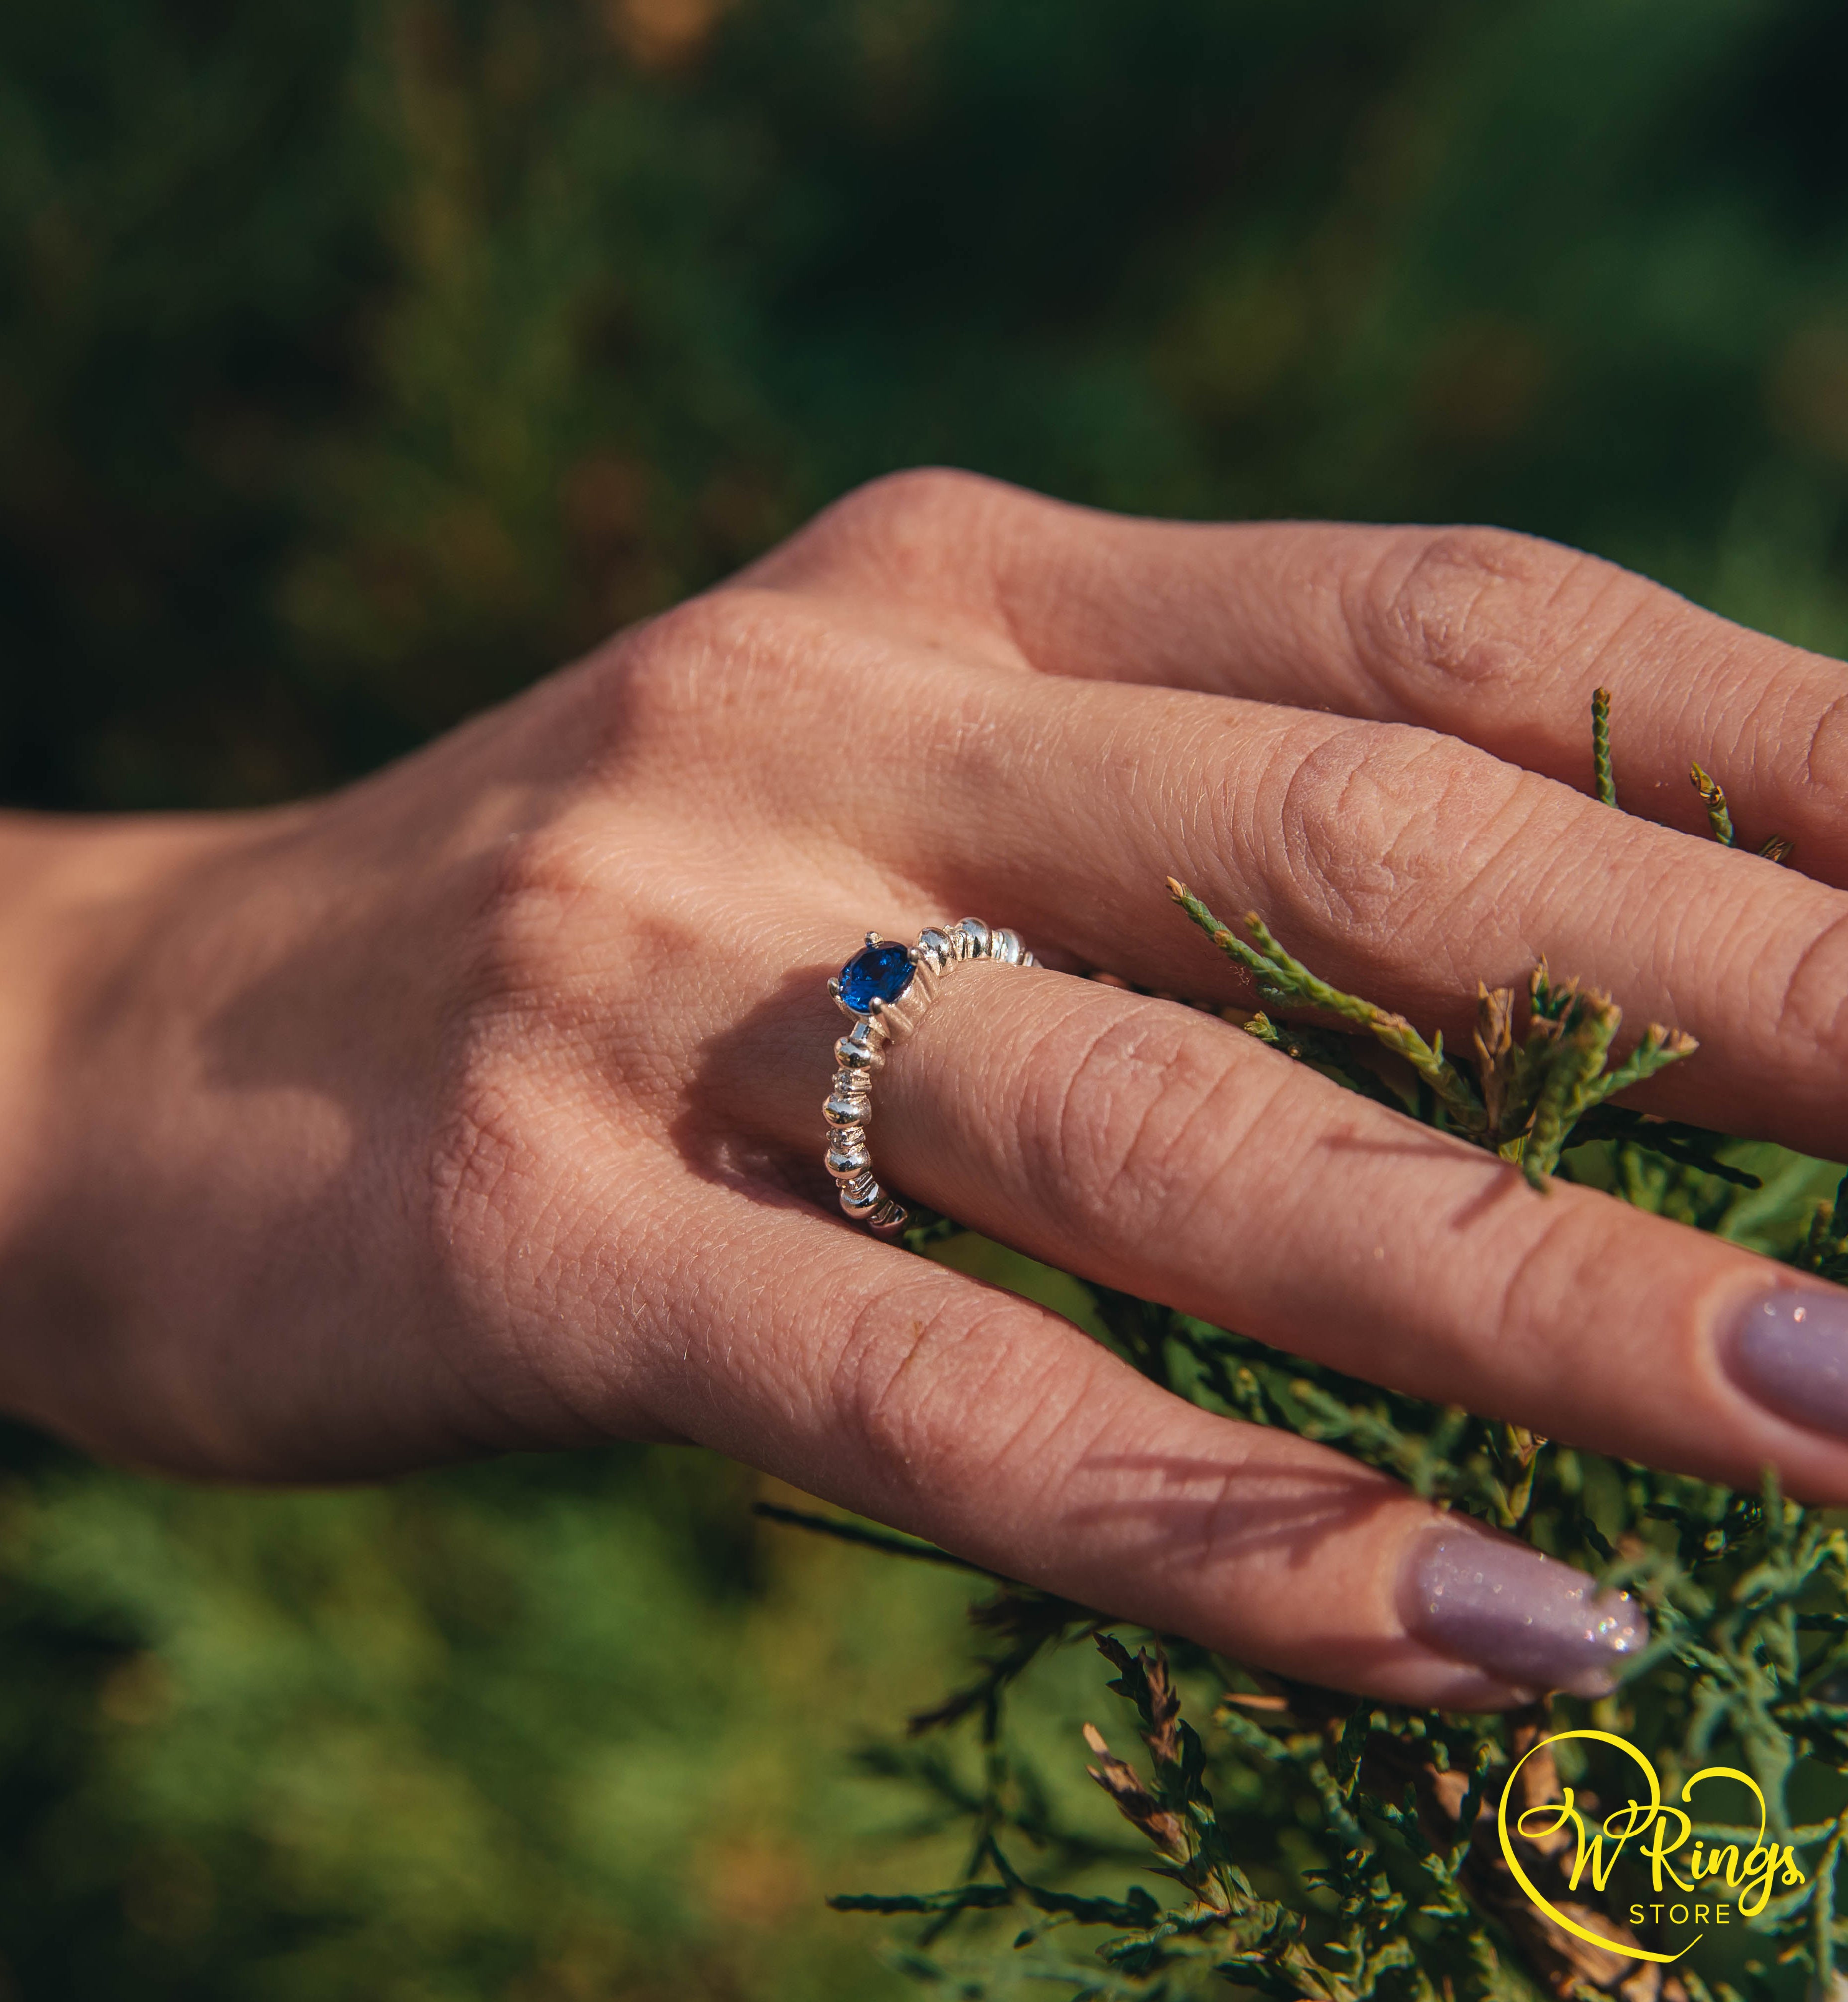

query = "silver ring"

[{"left": 823, "top": 919, "right": 1037, "bottom": 1234}]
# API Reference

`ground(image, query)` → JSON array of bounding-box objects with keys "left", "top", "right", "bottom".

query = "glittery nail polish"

[
  {"left": 1398, "top": 1528, "right": 1648, "bottom": 1697},
  {"left": 1725, "top": 1288, "right": 1848, "bottom": 1438}
]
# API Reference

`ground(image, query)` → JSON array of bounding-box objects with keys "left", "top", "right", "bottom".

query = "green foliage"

[
  {"left": 0, "top": 1438, "right": 1001, "bottom": 2000},
  {"left": 1165, "top": 874, "right": 1708, "bottom": 1186},
  {"left": 7, "top": 0, "right": 1848, "bottom": 810}
]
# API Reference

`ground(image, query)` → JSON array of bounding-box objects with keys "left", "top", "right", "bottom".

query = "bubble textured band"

[{"left": 824, "top": 919, "right": 1036, "bottom": 1235}]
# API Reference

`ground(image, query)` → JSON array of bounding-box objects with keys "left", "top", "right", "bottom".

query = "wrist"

[{"left": 0, "top": 808, "right": 273, "bottom": 1434}]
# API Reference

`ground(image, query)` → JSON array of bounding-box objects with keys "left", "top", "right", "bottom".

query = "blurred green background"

[{"left": 3, "top": 0, "right": 1848, "bottom": 1994}]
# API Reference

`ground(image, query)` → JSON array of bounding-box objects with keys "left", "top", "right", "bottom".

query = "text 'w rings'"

[{"left": 823, "top": 919, "right": 1036, "bottom": 1235}]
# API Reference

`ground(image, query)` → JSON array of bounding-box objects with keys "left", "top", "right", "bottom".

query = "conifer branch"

[
  {"left": 1166, "top": 879, "right": 1697, "bottom": 1185},
  {"left": 1166, "top": 879, "right": 1486, "bottom": 1135}
]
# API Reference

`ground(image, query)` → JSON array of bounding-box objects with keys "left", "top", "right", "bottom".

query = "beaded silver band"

[{"left": 823, "top": 918, "right": 1037, "bottom": 1235}]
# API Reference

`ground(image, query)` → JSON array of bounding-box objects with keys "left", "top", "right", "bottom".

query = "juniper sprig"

[
  {"left": 1691, "top": 760, "right": 1737, "bottom": 846},
  {"left": 1591, "top": 686, "right": 1617, "bottom": 807},
  {"left": 1162, "top": 877, "right": 1699, "bottom": 1187}
]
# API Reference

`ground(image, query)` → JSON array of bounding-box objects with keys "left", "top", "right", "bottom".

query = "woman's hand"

[{"left": 5, "top": 469, "right": 1848, "bottom": 1708}]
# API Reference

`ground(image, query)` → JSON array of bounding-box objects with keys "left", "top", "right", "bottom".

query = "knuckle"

[
  {"left": 830, "top": 1281, "right": 1048, "bottom": 1483},
  {"left": 600, "top": 585, "right": 830, "bottom": 736},
  {"left": 748, "top": 465, "right": 1037, "bottom": 600},
  {"left": 1351, "top": 525, "right": 1620, "bottom": 698},
  {"left": 1017, "top": 1002, "right": 1276, "bottom": 1240},
  {"left": 1803, "top": 690, "right": 1848, "bottom": 800},
  {"left": 1262, "top": 718, "right": 1532, "bottom": 949},
  {"left": 820, "top": 465, "right": 1016, "bottom": 552},
  {"left": 1776, "top": 907, "right": 1848, "bottom": 1066},
  {"left": 1490, "top": 1198, "right": 1606, "bottom": 1360}
]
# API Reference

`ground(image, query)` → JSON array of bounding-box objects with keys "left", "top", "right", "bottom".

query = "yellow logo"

[{"left": 1498, "top": 1729, "right": 1806, "bottom": 1961}]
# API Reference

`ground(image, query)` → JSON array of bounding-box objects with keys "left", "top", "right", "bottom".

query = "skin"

[{"left": 2, "top": 468, "right": 1846, "bottom": 1710}]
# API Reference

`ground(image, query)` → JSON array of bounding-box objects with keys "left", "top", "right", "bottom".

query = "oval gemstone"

[{"left": 839, "top": 941, "right": 916, "bottom": 1013}]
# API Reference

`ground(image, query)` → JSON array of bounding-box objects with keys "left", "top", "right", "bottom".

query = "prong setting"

[{"left": 871, "top": 994, "right": 918, "bottom": 1041}]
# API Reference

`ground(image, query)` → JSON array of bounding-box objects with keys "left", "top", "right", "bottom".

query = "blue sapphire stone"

[{"left": 839, "top": 941, "right": 916, "bottom": 1014}]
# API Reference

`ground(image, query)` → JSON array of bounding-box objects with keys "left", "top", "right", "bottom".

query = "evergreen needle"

[
  {"left": 1592, "top": 685, "right": 1616, "bottom": 805},
  {"left": 1691, "top": 759, "right": 1737, "bottom": 844}
]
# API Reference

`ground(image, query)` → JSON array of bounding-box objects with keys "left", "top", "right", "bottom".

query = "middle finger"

[{"left": 813, "top": 655, "right": 1848, "bottom": 1161}]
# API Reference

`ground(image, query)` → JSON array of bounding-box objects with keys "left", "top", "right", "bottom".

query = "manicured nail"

[
  {"left": 1725, "top": 1288, "right": 1848, "bottom": 1437},
  {"left": 1398, "top": 1528, "right": 1649, "bottom": 1697}
]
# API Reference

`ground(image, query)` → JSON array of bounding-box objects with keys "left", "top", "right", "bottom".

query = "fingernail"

[
  {"left": 1399, "top": 1528, "right": 1648, "bottom": 1698},
  {"left": 1725, "top": 1288, "right": 1848, "bottom": 1437}
]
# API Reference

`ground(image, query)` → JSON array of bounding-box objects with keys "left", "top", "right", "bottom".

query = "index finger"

[{"left": 751, "top": 471, "right": 1848, "bottom": 879}]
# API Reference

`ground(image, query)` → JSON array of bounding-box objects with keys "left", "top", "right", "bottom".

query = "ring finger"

[{"left": 733, "top": 937, "right": 1848, "bottom": 1506}]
